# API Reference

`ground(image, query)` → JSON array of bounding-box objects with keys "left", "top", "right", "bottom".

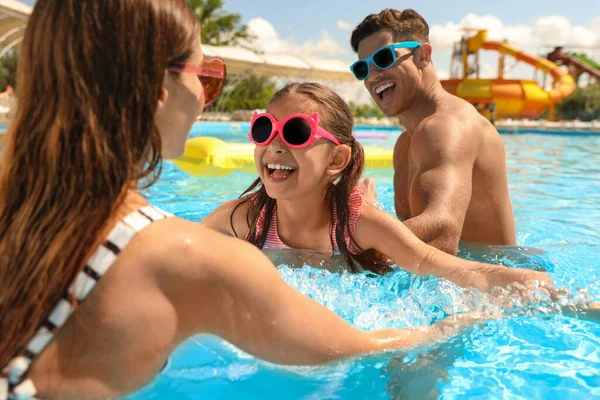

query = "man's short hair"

[{"left": 351, "top": 9, "right": 430, "bottom": 53}]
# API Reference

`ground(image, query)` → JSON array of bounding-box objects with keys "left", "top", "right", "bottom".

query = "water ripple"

[{"left": 127, "top": 132, "right": 600, "bottom": 400}]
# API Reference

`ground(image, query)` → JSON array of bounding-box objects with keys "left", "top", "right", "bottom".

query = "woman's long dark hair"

[
  {"left": 0, "top": 0, "right": 200, "bottom": 367},
  {"left": 231, "top": 83, "right": 391, "bottom": 274}
]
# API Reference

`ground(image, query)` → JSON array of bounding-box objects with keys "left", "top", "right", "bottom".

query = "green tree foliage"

[
  {"left": 0, "top": 50, "right": 18, "bottom": 92},
  {"left": 218, "top": 75, "right": 277, "bottom": 112},
  {"left": 348, "top": 101, "right": 386, "bottom": 120},
  {"left": 188, "top": 0, "right": 250, "bottom": 46},
  {"left": 556, "top": 84, "right": 600, "bottom": 121}
]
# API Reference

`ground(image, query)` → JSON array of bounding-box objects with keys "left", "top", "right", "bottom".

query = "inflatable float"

[{"left": 172, "top": 137, "right": 394, "bottom": 177}]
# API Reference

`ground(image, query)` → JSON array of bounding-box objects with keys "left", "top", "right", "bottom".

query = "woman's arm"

[
  {"left": 155, "top": 219, "right": 486, "bottom": 365},
  {"left": 353, "top": 203, "right": 551, "bottom": 292}
]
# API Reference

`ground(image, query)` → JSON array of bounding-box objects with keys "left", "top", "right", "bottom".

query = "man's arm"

[
  {"left": 401, "top": 117, "right": 478, "bottom": 255},
  {"left": 354, "top": 203, "right": 551, "bottom": 292}
]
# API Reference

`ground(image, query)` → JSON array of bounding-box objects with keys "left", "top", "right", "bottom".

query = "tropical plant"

[
  {"left": 217, "top": 75, "right": 277, "bottom": 112},
  {"left": 556, "top": 84, "right": 600, "bottom": 121},
  {"left": 188, "top": 0, "right": 250, "bottom": 46}
]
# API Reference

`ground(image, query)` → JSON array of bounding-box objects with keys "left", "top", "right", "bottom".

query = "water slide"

[
  {"left": 573, "top": 54, "right": 600, "bottom": 70},
  {"left": 441, "top": 30, "right": 575, "bottom": 119},
  {"left": 547, "top": 48, "right": 600, "bottom": 82}
]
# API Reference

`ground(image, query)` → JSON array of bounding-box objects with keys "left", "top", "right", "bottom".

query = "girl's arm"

[
  {"left": 353, "top": 203, "right": 551, "bottom": 292},
  {"left": 157, "top": 221, "right": 488, "bottom": 365}
]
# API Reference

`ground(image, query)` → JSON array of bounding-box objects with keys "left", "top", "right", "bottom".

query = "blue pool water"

[{"left": 128, "top": 123, "right": 600, "bottom": 399}]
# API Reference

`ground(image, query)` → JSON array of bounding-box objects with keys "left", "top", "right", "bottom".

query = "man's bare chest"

[{"left": 393, "top": 134, "right": 415, "bottom": 218}]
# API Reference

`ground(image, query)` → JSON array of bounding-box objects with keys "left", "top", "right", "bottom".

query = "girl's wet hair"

[
  {"left": 231, "top": 82, "right": 391, "bottom": 274},
  {"left": 0, "top": 0, "right": 199, "bottom": 367}
]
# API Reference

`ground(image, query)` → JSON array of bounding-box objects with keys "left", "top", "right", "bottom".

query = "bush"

[
  {"left": 348, "top": 101, "right": 386, "bottom": 120},
  {"left": 556, "top": 84, "right": 600, "bottom": 121},
  {"left": 0, "top": 50, "right": 18, "bottom": 92},
  {"left": 216, "top": 75, "right": 277, "bottom": 112}
]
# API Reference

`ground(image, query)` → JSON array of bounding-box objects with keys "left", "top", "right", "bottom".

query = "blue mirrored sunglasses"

[{"left": 350, "top": 41, "right": 421, "bottom": 81}]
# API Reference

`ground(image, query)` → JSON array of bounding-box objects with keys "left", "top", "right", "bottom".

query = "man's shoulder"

[
  {"left": 413, "top": 114, "right": 470, "bottom": 149},
  {"left": 409, "top": 110, "right": 484, "bottom": 164},
  {"left": 414, "top": 100, "right": 489, "bottom": 146}
]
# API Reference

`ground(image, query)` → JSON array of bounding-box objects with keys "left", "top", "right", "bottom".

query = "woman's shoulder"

[{"left": 124, "top": 215, "right": 260, "bottom": 283}]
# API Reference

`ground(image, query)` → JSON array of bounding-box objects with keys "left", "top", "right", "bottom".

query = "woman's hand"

[{"left": 482, "top": 266, "right": 553, "bottom": 293}]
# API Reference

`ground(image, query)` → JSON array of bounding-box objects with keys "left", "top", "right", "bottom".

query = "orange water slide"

[
  {"left": 547, "top": 48, "right": 600, "bottom": 82},
  {"left": 441, "top": 30, "right": 575, "bottom": 119},
  {"left": 482, "top": 41, "right": 575, "bottom": 102}
]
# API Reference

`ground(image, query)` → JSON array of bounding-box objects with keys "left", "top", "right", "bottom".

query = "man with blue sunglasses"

[{"left": 351, "top": 9, "right": 516, "bottom": 255}]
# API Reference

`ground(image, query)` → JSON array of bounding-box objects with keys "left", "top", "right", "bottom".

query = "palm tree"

[{"left": 188, "top": 0, "right": 250, "bottom": 46}]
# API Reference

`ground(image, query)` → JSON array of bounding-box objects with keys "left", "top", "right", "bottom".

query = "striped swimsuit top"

[
  {"left": 249, "top": 183, "right": 366, "bottom": 255},
  {"left": 1, "top": 205, "right": 172, "bottom": 400}
]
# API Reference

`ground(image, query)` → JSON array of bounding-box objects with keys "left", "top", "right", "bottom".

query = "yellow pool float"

[{"left": 172, "top": 137, "right": 394, "bottom": 177}]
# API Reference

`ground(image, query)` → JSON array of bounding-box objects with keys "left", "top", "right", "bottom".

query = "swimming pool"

[{"left": 129, "top": 123, "right": 600, "bottom": 399}]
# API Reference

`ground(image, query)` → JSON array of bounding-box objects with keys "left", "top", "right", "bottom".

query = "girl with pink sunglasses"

[{"left": 202, "top": 83, "right": 550, "bottom": 293}]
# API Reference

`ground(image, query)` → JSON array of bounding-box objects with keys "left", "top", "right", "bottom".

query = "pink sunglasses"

[
  {"left": 249, "top": 112, "right": 341, "bottom": 149},
  {"left": 168, "top": 58, "right": 226, "bottom": 107}
]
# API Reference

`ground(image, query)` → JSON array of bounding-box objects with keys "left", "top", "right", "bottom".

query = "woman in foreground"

[{"left": 0, "top": 1, "right": 490, "bottom": 399}]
